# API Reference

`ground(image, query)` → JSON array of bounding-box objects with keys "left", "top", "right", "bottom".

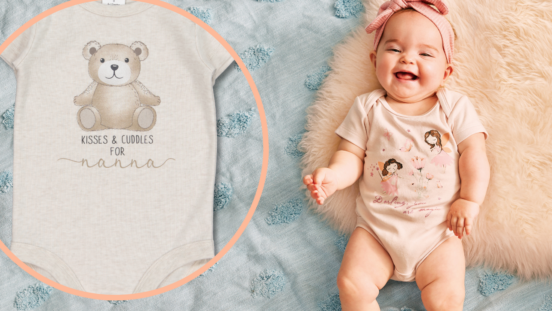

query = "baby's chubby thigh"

[
  {"left": 336, "top": 227, "right": 394, "bottom": 307},
  {"left": 415, "top": 235, "right": 466, "bottom": 310}
]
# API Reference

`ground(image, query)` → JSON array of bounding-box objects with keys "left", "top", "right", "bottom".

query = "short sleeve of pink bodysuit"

[
  {"left": 448, "top": 95, "right": 489, "bottom": 145},
  {"left": 335, "top": 96, "right": 370, "bottom": 150}
]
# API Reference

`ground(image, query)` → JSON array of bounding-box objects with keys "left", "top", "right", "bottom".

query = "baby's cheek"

[
  {"left": 421, "top": 64, "right": 445, "bottom": 83},
  {"left": 376, "top": 66, "right": 393, "bottom": 86}
]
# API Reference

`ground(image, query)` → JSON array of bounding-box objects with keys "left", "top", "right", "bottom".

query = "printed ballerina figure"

[
  {"left": 424, "top": 130, "right": 453, "bottom": 173},
  {"left": 377, "top": 158, "right": 403, "bottom": 196},
  {"left": 409, "top": 156, "right": 433, "bottom": 199}
]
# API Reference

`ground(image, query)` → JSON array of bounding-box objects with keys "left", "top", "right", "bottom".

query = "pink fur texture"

[{"left": 299, "top": 0, "right": 552, "bottom": 281}]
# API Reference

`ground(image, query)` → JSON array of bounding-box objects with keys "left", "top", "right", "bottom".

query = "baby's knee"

[
  {"left": 422, "top": 285, "right": 465, "bottom": 311},
  {"left": 336, "top": 271, "right": 379, "bottom": 302},
  {"left": 434, "top": 292, "right": 464, "bottom": 311},
  {"left": 443, "top": 289, "right": 465, "bottom": 310}
]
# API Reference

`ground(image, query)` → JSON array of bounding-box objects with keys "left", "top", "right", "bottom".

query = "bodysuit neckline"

[
  {"left": 379, "top": 96, "right": 440, "bottom": 119},
  {"left": 78, "top": 0, "right": 154, "bottom": 17}
]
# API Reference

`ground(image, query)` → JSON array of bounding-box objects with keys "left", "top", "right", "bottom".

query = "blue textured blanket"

[{"left": 0, "top": 0, "right": 551, "bottom": 310}]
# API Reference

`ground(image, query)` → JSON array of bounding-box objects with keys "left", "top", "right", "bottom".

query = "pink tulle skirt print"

[
  {"left": 431, "top": 151, "right": 453, "bottom": 167},
  {"left": 381, "top": 175, "right": 399, "bottom": 196}
]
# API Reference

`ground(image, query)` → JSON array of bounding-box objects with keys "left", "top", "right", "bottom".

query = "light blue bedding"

[{"left": 1, "top": 0, "right": 551, "bottom": 310}]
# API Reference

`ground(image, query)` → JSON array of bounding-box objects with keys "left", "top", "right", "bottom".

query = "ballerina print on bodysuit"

[
  {"left": 424, "top": 130, "right": 454, "bottom": 173},
  {"left": 378, "top": 158, "right": 403, "bottom": 196}
]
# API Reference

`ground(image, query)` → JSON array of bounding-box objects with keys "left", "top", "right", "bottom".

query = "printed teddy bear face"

[{"left": 82, "top": 41, "right": 149, "bottom": 86}]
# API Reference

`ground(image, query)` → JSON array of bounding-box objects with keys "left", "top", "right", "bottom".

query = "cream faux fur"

[{"left": 299, "top": 0, "right": 552, "bottom": 281}]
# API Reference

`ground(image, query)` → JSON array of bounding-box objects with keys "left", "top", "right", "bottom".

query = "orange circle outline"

[{"left": 0, "top": 0, "right": 269, "bottom": 300}]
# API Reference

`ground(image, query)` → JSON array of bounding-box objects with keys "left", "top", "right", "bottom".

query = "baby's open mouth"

[{"left": 395, "top": 72, "right": 418, "bottom": 80}]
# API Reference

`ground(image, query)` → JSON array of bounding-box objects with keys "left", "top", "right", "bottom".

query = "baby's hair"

[
  {"left": 424, "top": 130, "right": 442, "bottom": 150},
  {"left": 382, "top": 158, "right": 403, "bottom": 176}
]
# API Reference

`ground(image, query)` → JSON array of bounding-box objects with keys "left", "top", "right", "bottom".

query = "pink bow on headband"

[{"left": 365, "top": 0, "right": 454, "bottom": 64}]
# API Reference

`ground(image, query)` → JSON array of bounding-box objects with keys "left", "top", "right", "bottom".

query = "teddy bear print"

[{"left": 74, "top": 41, "right": 160, "bottom": 131}]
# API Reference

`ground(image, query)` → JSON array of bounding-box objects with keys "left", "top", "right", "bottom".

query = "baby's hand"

[
  {"left": 303, "top": 168, "right": 338, "bottom": 205},
  {"left": 446, "top": 199, "right": 480, "bottom": 239}
]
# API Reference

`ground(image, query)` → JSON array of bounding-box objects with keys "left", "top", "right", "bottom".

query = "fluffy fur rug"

[{"left": 299, "top": 0, "right": 552, "bottom": 281}]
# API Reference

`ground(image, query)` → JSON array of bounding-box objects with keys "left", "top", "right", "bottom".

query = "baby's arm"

[
  {"left": 447, "top": 132, "right": 490, "bottom": 238},
  {"left": 303, "top": 138, "right": 365, "bottom": 205}
]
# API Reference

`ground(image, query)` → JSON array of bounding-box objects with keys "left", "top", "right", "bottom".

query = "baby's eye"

[
  {"left": 389, "top": 49, "right": 400, "bottom": 52},
  {"left": 421, "top": 53, "right": 432, "bottom": 57}
]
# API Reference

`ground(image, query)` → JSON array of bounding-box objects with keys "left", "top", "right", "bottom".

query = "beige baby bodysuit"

[
  {"left": 335, "top": 88, "right": 488, "bottom": 282},
  {"left": 1, "top": 0, "right": 233, "bottom": 294}
]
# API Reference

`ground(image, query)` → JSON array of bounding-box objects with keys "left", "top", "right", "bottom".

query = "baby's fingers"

[
  {"left": 313, "top": 185, "right": 326, "bottom": 205},
  {"left": 303, "top": 174, "right": 314, "bottom": 186},
  {"left": 313, "top": 170, "right": 326, "bottom": 185},
  {"left": 456, "top": 218, "right": 465, "bottom": 239},
  {"left": 314, "top": 184, "right": 328, "bottom": 199},
  {"left": 465, "top": 218, "right": 473, "bottom": 236},
  {"left": 309, "top": 188, "right": 319, "bottom": 200},
  {"left": 449, "top": 215, "right": 458, "bottom": 236}
]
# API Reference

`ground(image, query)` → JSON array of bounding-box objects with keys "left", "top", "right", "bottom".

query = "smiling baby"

[{"left": 303, "top": 0, "right": 490, "bottom": 310}]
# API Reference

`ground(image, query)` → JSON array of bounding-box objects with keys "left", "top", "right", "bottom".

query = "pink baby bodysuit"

[{"left": 335, "top": 88, "right": 488, "bottom": 282}]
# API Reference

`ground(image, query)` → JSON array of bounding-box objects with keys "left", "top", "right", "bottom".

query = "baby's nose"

[
  {"left": 400, "top": 53, "right": 416, "bottom": 64},
  {"left": 111, "top": 64, "right": 119, "bottom": 71},
  {"left": 401, "top": 57, "right": 414, "bottom": 64}
]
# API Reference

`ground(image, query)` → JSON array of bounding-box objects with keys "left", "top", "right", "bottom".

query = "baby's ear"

[
  {"left": 130, "top": 41, "right": 149, "bottom": 61},
  {"left": 83, "top": 41, "right": 101, "bottom": 60},
  {"left": 370, "top": 50, "right": 377, "bottom": 68},
  {"left": 442, "top": 64, "right": 454, "bottom": 85}
]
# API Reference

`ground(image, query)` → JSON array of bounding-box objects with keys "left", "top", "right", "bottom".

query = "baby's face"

[{"left": 370, "top": 10, "right": 453, "bottom": 103}]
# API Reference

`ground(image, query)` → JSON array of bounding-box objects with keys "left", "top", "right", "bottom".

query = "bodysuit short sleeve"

[
  {"left": 448, "top": 95, "right": 489, "bottom": 145},
  {"left": 335, "top": 96, "right": 370, "bottom": 150},
  {"left": 195, "top": 23, "right": 234, "bottom": 84},
  {"left": 0, "top": 22, "right": 38, "bottom": 72}
]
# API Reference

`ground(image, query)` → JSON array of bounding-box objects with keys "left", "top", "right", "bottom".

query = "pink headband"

[{"left": 365, "top": 0, "right": 454, "bottom": 64}]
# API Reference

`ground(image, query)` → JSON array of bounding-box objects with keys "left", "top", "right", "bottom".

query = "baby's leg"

[
  {"left": 337, "top": 228, "right": 394, "bottom": 311},
  {"left": 415, "top": 236, "right": 465, "bottom": 311}
]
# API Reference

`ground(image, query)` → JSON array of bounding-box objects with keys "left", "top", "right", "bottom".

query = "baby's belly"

[{"left": 359, "top": 190, "right": 450, "bottom": 231}]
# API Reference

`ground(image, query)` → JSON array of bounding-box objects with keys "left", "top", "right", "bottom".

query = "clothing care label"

[{"left": 102, "top": 0, "right": 125, "bottom": 5}]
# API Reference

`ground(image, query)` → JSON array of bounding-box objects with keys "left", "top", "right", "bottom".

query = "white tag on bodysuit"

[{"left": 102, "top": 0, "right": 126, "bottom": 5}]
